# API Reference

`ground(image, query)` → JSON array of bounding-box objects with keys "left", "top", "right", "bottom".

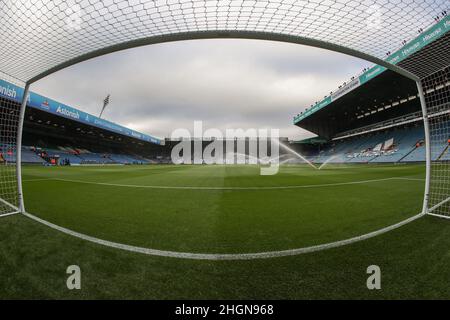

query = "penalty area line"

[{"left": 24, "top": 176, "right": 425, "bottom": 190}]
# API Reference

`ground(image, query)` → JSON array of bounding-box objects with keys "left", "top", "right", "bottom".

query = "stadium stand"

[
  {"left": 293, "top": 31, "right": 449, "bottom": 167},
  {"left": 0, "top": 145, "right": 15, "bottom": 163},
  {"left": 0, "top": 16, "right": 446, "bottom": 168},
  {"left": 0, "top": 77, "right": 166, "bottom": 167},
  {"left": 21, "top": 145, "right": 152, "bottom": 166},
  {"left": 21, "top": 147, "right": 45, "bottom": 164},
  {"left": 302, "top": 123, "right": 450, "bottom": 165}
]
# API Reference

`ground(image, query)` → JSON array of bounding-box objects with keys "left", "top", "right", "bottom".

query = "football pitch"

[
  {"left": 2, "top": 163, "right": 450, "bottom": 299},
  {"left": 22, "top": 163, "right": 426, "bottom": 254}
]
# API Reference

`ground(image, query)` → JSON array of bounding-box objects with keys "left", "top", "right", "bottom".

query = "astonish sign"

[
  {"left": 56, "top": 106, "right": 80, "bottom": 120},
  {"left": 0, "top": 82, "right": 17, "bottom": 100},
  {"left": 0, "top": 79, "right": 163, "bottom": 145}
]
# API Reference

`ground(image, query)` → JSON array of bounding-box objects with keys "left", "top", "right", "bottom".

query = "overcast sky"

[{"left": 31, "top": 39, "right": 369, "bottom": 141}]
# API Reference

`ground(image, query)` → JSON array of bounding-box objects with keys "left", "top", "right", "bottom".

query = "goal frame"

[{"left": 10, "top": 30, "right": 436, "bottom": 218}]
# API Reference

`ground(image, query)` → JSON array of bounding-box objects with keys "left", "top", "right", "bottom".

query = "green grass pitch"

[{"left": 1, "top": 163, "right": 450, "bottom": 299}]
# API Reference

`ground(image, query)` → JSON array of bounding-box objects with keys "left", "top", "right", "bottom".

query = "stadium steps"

[
  {"left": 21, "top": 148, "right": 46, "bottom": 164},
  {"left": 401, "top": 146, "right": 425, "bottom": 162},
  {"left": 398, "top": 145, "right": 420, "bottom": 163},
  {"left": 317, "top": 125, "right": 429, "bottom": 164},
  {"left": 46, "top": 149, "right": 83, "bottom": 164},
  {"left": 437, "top": 144, "right": 450, "bottom": 161},
  {"left": 368, "top": 155, "right": 381, "bottom": 163}
]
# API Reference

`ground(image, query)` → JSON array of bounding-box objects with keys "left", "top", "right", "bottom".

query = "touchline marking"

[
  {"left": 22, "top": 211, "right": 425, "bottom": 260},
  {"left": 25, "top": 176, "right": 424, "bottom": 190}
]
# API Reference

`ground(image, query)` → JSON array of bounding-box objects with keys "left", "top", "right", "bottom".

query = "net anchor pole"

[
  {"left": 16, "top": 83, "right": 30, "bottom": 213},
  {"left": 416, "top": 80, "right": 431, "bottom": 215}
]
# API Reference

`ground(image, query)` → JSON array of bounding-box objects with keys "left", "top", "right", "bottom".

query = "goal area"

[{"left": 0, "top": 0, "right": 448, "bottom": 219}]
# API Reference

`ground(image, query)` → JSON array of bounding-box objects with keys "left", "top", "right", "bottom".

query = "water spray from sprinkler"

[
  {"left": 273, "top": 140, "right": 318, "bottom": 170},
  {"left": 318, "top": 155, "right": 341, "bottom": 170}
]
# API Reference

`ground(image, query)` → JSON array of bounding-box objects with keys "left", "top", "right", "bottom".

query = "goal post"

[
  {"left": 16, "top": 83, "right": 30, "bottom": 214},
  {"left": 0, "top": 0, "right": 448, "bottom": 222},
  {"left": 424, "top": 70, "right": 450, "bottom": 219},
  {"left": 416, "top": 81, "right": 432, "bottom": 216},
  {"left": 0, "top": 76, "right": 23, "bottom": 217},
  {"left": 398, "top": 31, "right": 450, "bottom": 219},
  {"left": 417, "top": 76, "right": 450, "bottom": 219}
]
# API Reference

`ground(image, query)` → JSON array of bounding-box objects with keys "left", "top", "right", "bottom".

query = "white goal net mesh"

[
  {"left": 0, "top": 0, "right": 448, "bottom": 217},
  {"left": 426, "top": 68, "right": 450, "bottom": 217},
  {"left": 0, "top": 74, "right": 22, "bottom": 216},
  {"left": 0, "top": 0, "right": 447, "bottom": 83},
  {"left": 399, "top": 32, "right": 450, "bottom": 218}
]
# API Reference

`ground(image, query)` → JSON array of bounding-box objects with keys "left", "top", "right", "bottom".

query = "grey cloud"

[{"left": 31, "top": 39, "right": 367, "bottom": 140}]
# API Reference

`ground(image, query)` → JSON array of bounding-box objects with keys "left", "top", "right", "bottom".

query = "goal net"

[
  {"left": 0, "top": 74, "right": 22, "bottom": 216},
  {"left": 0, "top": 0, "right": 448, "bottom": 219},
  {"left": 426, "top": 69, "right": 450, "bottom": 218},
  {"left": 399, "top": 31, "right": 450, "bottom": 218}
]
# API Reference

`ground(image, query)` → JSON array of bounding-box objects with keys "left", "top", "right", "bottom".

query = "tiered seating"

[
  {"left": 0, "top": 145, "right": 15, "bottom": 162},
  {"left": 314, "top": 124, "right": 449, "bottom": 164},
  {"left": 45, "top": 149, "right": 83, "bottom": 164},
  {"left": 109, "top": 153, "right": 149, "bottom": 164},
  {"left": 1, "top": 143, "right": 154, "bottom": 166},
  {"left": 131, "top": 155, "right": 151, "bottom": 164},
  {"left": 346, "top": 133, "right": 388, "bottom": 163},
  {"left": 109, "top": 154, "right": 138, "bottom": 164},
  {"left": 440, "top": 148, "right": 450, "bottom": 160},
  {"left": 77, "top": 152, "right": 112, "bottom": 164},
  {"left": 21, "top": 147, "right": 45, "bottom": 164},
  {"left": 402, "top": 145, "right": 426, "bottom": 162},
  {"left": 371, "top": 126, "right": 423, "bottom": 163}
]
